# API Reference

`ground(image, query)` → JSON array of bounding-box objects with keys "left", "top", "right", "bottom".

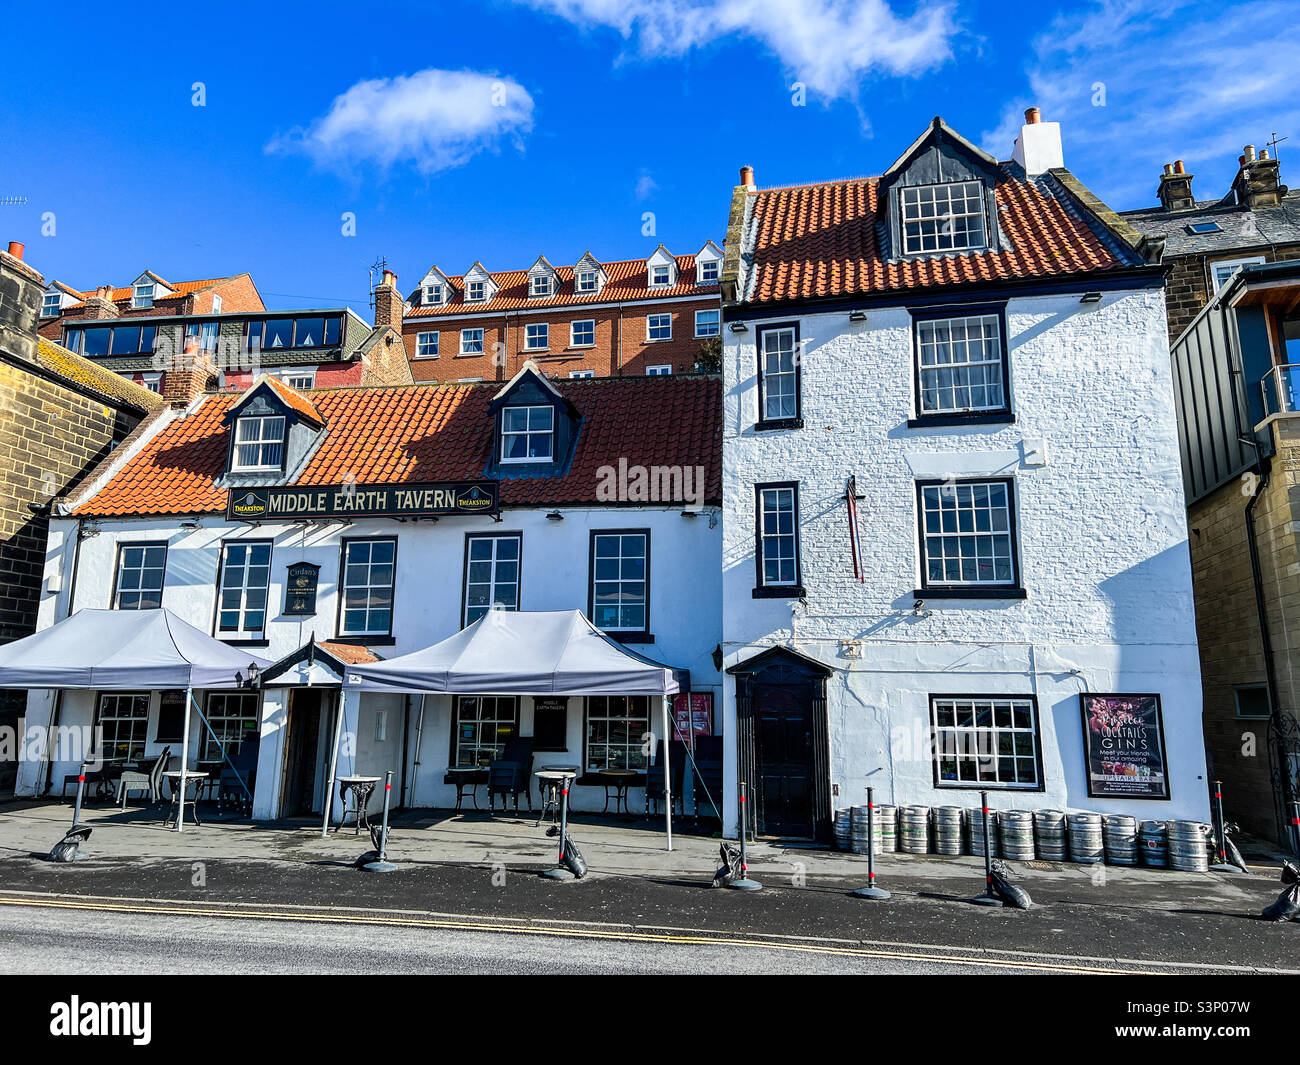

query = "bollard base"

[
  {"left": 851, "top": 886, "right": 891, "bottom": 900},
  {"left": 361, "top": 860, "right": 398, "bottom": 872},
  {"left": 970, "top": 893, "right": 1004, "bottom": 907},
  {"left": 726, "top": 877, "right": 763, "bottom": 891},
  {"left": 540, "top": 866, "right": 575, "bottom": 881}
]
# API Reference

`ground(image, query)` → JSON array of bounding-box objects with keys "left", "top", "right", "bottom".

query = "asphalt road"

[{"left": 0, "top": 904, "right": 1078, "bottom": 975}]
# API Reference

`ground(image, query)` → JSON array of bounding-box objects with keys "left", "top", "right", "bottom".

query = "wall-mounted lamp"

[
  {"left": 546, "top": 511, "right": 564, "bottom": 522},
  {"left": 681, "top": 509, "right": 698, "bottom": 519},
  {"left": 711, "top": 644, "right": 724, "bottom": 671},
  {"left": 238, "top": 661, "right": 262, "bottom": 689},
  {"left": 848, "top": 310, "right": 868, "bottom": 322},
  {"left": 1079, "top": 292, "right": 1102, "bottom": 304},
  {"left": 729, "top": 321, "right": 749, "bottom": 333}
]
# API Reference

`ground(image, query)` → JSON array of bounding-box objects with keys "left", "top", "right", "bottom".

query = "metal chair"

[
  {"left": 488, "top": 760, "right": 522, "bottom": 812},
  {"left": 117, "top": 746, "right": 171, "bottom": 808}
]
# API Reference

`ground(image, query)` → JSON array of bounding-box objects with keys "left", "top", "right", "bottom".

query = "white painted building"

[
  {"left": 716, "top": 113, "right": 1209, "bottom": 840},
  {"left": 16, "top": 364, "right": 723, "bottom": 821}
]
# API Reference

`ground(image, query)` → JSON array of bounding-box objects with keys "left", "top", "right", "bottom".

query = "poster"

[
  {"left": 1081, "top": 693, "right": 1170, "bottom": 800},
  {"left": 670, "top": 693, "right": 713, "bottom": 751}
]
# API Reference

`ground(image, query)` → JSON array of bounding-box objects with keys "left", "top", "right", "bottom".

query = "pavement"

[{"left": 0, "top": 798, "right": 1297, "bottom": 974}]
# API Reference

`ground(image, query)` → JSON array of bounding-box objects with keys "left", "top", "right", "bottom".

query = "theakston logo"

[
  {"left": 456, "top": 485, "right": 494, "bottom": 511},
  {"left": 229, "top": 491, "right": 269, "bottom": 518},
  {"left": 50, "top": 997, "right": 151, "bottom": 1045}
]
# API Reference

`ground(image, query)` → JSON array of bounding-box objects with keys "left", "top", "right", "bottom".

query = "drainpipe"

[{"left": 41, "top": 516, "right": 84, "bottom": 795}]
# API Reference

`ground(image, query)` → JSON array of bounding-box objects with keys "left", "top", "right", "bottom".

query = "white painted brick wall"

[{"left": 720, "top": 287, "right": 1210, "bottom": 830}]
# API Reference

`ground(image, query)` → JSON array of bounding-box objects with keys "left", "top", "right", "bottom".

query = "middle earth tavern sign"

[{"left": 226, "top": 481, "right": 500, "bottom": 522}]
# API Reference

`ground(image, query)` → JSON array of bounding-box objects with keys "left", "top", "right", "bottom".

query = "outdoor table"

[
  {"left": 590, "top": 768, "right": 641, "bottom": 815},
  {"left": 335, "top": 775, "right": 381, "bottom": 835},
  {"left": 163, "top": 770, "right": 208, "bottom": 828},
  {"left": 534, "top": 767, "right": 579, "bottom": 827},
  {"left": 444, "top": 765, "right": 488, "bottom": 811}
]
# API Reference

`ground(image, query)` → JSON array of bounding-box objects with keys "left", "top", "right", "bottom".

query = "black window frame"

[
  {"left": 583, "top": 694, "right": 652, "bottom": 772},
  {"left": 753, "top": 481, "right": 805, "bottom": 599},
  {"left": 111, "top": 541, "right": 168, "bottom": 611},
  {"left": 461, "top": 531, "right": 523, "bottom": 628},
  {"left": 448, "top": 695, "right": 520, "bottom": 768},
  {"left": 200, "top": 691, "right": 260, "bottom": 765},
  {"left": 1233, "top": 684, "right": 1271, "bottom": 719},
  {"left": 915, "top": 477, "right": 1025, "bottom": 600},
  {"left": 754, "top": 321, "right": 803, "bottom": 430},
  {"left": 928, "top": 693, "right": 1045, "bottom": 792},
  {"left": 908, "top": 304, "right": 1013, "bottom": 427},
  {"left": 334, "top": 535, "right": 398, "bottom": 645},
  {"left": 212, "top": 538, "right": 274, "bottom": 645},
  {"left": 588, "top": 529, "right": 653, "bottom": 642}
]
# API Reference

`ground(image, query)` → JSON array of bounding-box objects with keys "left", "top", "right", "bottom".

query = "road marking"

[{"left": 0, "top": 894, "right": 1152, "bottom": 974}]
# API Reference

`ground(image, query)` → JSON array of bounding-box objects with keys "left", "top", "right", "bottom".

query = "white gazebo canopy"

[
  {"left": 341, "top": 609, "right": 681, "bottom": 696},
  {"left": 0, "top": 607, "right": 271, "bottom": 690}
]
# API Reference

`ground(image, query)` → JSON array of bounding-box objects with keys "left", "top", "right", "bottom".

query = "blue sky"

[{"left": 2, "top": 0, "right": 1295, "bottom": 315}]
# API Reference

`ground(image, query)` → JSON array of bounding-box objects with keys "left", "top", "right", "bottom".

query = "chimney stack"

[
  {"left": 0, "top": 239, "right": 44, "bottom": 365},
  {"left": 1011, "top": 107, "right": 1063, "bottom": 178},
  {"left": 739, "top": 165, "right": 755, "bottom": 189},
  {"left": 373, "top": 267, "right": 404, "bottom": 331},
  {"left": 1233, "top": 143, "right": 1286, "bottom": 210},
  {"left": 81, "top": 284, "right": 120, "bottom": 320},
  {"left": 1157, "top": 160, "right": 1196, "bottom": 212},
  {"left": 161, "top": 351, "right": 216, "bottom": 409}
]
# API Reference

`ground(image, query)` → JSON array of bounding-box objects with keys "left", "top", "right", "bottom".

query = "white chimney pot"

[{"left": 1012, "top": 117, "right": 1064, "bottom": 178}]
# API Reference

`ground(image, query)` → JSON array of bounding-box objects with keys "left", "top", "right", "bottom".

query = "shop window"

[
  {"left": 202, "top": 692, "right": 260, "bottom": 763},
  {"left": 452, "top": 695, "right": 518, "bottom": 767},
  {"left": 930, "top": 696, "right": 1041, "bottom": 789},
  {"left": 585, "top": 695, "right": 650, "bottom": 771},
  {"left": 95, "top": 692, "right": 149, "bottom": 763}
]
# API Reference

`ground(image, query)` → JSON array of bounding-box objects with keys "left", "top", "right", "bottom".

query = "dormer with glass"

[
  {"left": 220, "top": 376, "right": 326, "bottom": 486},
  {"left": 646, "top": 246, "right": 677, "bottom": 289},
  {"left": 487, "top": 362, "right": 580, "bottom": 477},
  {"left": 420, "top": 266, "right": 451, "bottom": 307},
  {"left": 527, "top": 256, "right": 560, "bottom": 299},
  {"left": 129, "top": 272, "right": 174, "bottom": 309},
  {"left": 694, "top": 241, "right": 723, "bottom": 285},
  {"left": 573, "top": 251, "right": 608, "bottom": 297},
  {"left": 462, "top": 262, "right": 497, "bottom": 304}
]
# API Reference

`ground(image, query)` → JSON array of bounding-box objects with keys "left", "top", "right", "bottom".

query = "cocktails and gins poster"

[{"left": 1080, "top": 693, "right": 1170, "bottom": 800}]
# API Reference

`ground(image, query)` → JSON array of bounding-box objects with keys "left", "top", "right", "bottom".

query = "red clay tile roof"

[
  {"left": 68, "top": 276, "right": 234, "bottom": 307},
  {"left": 74, "top": 376, "right": 722, "bottom": 516},
  {"left": 407, "top": 255, "right": 718, "bottom": 318},
  {"left": 259, "top": 375, "right": 324, "bottom": 426},
  {"left": 318, "top": 641, "right": 381, "bottom": 664},
  {"left": 738, "top": 168, "right": 1140, "bottom": 306}
]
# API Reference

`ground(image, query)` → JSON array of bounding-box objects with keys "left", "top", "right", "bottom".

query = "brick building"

[
  {"left": 1122, "top": 144, "right": 1299, "bottom": 341},
  {"left": 1169, "top": 259, "right": 1300, "bottom": 848},
  {"left": 38, "top": 267, "right": 411, "bottom": 395},
  {"left": 0, "top": 241, "right": 163, "bottom": 793},
  {"left": 388, "top": 244, "right": 724, "bottom": 382}
]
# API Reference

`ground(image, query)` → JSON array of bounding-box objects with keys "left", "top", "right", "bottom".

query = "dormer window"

[
  {"left": 467, "top": 280, "right": 486, "bottom": 302},
  {"left": 500, "top": 405, "right": 554, "bottom": 463},
  {"left": 651, "top": 265, "right": 671, "bottom": 287},
  {"left": 232, "top": 415, "right": 286, "bottom": 471},
  {"left": 41, "top": 292, "right": 62, "bottom": 318},
  {"left": 699, "top": 259, "right": 720, "bottom": 284},
  {"left": 424, "top": 283, "right": 444, "bottom": 305},
  {"left": 530, "top": 275, "right": 553, "bottom": 298},
  {"left": 900, "top": 181, "right": 987, "bottom": 255},
  {"left": 133, "top": 282, "right": 155, "bottom": 308},
  {"left": 576, "top": 270, "right": 598, "bottom": 293}
]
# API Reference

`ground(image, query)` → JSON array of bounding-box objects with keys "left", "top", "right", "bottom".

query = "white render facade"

[
  {"left": 719, "top": 286, "right": 1210, "bottom": 837},
  {"left": 18, "top": 505, "right": 722, "bottom": 817}
]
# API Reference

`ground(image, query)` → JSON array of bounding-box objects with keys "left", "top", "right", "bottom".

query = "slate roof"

[
  {"left": 73, "top": 375, "right": 723, "bottom": 516},
  {"left": 734, "top": 166, "right": 1144, "bottom": 307},
  {"left": 406, "top": 255, "right": 718, "bottom": 318},
  {"left": 1120, "top": 190, "right": 1300, "bottom": 257}
]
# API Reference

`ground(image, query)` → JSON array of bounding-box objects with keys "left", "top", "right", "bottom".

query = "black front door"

[{"left": 754, "top": 683, "right": 815, "bottom": 838}]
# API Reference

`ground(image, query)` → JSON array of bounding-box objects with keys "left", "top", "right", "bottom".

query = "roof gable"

[{"left": 224, "top": 374, "right": 324, "bottom": 428}]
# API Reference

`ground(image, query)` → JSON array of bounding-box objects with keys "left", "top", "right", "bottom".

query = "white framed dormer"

[
  {"left": 573, "top": 251, "right": 608, "bottom": 297},
  {"left": 462, "top": 262, "right": 498, "bottom": 304},
  {"left": 41, "top": 284, "right": 74, "bottom": 319},
  {"left": 420, "top": 266, "right": 451, "bottom": 307},
  {"left": 130, "top": 271, "right": 174, "bottom": 309},
  {"left": 646, "top": 245, "right": 677, "bottom": 289},
  {"left": 694, "top": 241, "right": 723, "bottom": 285},
  {"left": 527, "top": 255, "right": 560, "bottom": 299}
]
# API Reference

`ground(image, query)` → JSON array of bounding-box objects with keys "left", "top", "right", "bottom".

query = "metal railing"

[{"left": 1260, "top": 364, "right": 1300, "bottom": 419}]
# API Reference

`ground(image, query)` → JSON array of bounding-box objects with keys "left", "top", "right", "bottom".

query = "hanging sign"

[
  {"left": 1080, "top": 693, "right": 1170, "bottom": 800},
  {"left": 227, "top": 481, "right": 499, "bottom": 522},
  {"left": 283, "top": 562, "right": 320, "bottom": 616}
]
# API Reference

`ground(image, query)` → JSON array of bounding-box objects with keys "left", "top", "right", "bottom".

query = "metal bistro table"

[
  {"left": 163, "top": 770, "right": 208, "bottom": 828},
  {"left": 534, "top": 766, "right": 580, "bottom": 827},
  {"left": 445, "top": 765, "right": 489, "bottom": 812},
  {"left": 592, "top": 768, "right": 641, "bottom": 816},
  {"left": 334, "top": 775, "right": 381, "bottom": 835}
]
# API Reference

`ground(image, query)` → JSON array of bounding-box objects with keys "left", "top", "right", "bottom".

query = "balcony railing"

[{"left": 1260, "top": 364, "right": 1300, "bottom": 420}]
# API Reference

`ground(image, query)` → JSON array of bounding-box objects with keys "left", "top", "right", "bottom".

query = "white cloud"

[
  {"left": 982, "top": 0, "right": 1300, "bottom": 208},
  {"left": 635, "top": 172, "right": 659, "bottom": 201},
  {"left": 269, "top": 69, "right": 535, "bottom": 176},
  {"left": 518, "top": 0, "right": 959, "bottom": 98}
]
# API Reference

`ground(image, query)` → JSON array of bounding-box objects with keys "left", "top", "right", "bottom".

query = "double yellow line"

[{"left": 0, "top": 891, "right": 1151, "bottom": 974}]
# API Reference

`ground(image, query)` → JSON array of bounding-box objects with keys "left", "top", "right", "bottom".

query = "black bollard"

[
  {"left": 852, "top": 786, "right": 890, "bottom": 900},
  {"left": 361, "top": 770, "right": 398, "bottom": 872},
  {"left": 541, "top": 775, "right": 576, "bottom": 880},
  {"left": 970, "top": 791, "right": 1003, "bottom": 907},
  {"left": 727, "top": 782, "right": 762, "bottom": 890},
  {"left": 48, "top": 763, "right": 92, "bottom": 863}
]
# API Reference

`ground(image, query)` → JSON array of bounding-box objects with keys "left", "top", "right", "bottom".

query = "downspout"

[
  {"left": 42, "top": 516, "right": 83, "bottom": 795},
  {"left": 398, "top": 693, "right": 412, "bottom": 808}
]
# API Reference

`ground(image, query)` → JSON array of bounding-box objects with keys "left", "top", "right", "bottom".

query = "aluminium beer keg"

[
  {"left": 1033, "top": 809, "right": 1068, "bottom": 861},
  {"left": 1067, "top": 811, "right": 1104, "bottom": 864}
]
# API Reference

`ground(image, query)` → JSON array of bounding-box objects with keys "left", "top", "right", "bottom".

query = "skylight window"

[{"left": 1187, "top": 222, "right": 1223, "bottom": 235}]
